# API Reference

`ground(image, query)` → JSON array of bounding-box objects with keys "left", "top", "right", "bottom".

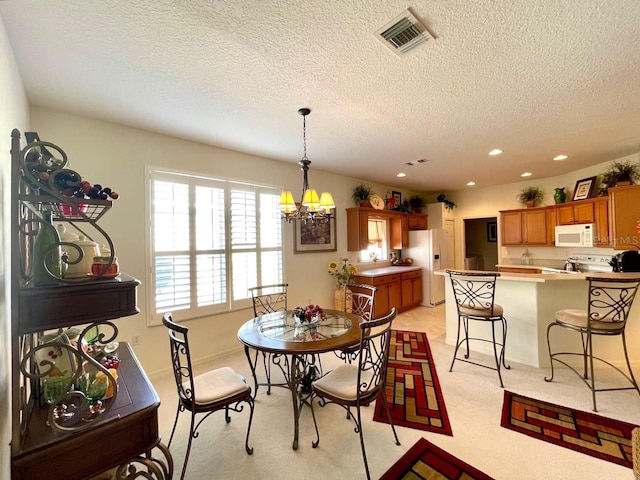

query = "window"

[
  {"left": 361, "top": 218, "right": 388, "bottom": 263},
  {"left": 148, "top": 168, "right": 283, "bottom": 325}
]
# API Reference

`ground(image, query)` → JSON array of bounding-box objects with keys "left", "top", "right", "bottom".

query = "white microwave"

[{"left": 555, "top": 223, "right": 596, "bottom": 247}]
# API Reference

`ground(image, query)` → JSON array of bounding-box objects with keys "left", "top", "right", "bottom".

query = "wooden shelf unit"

[{"left": 9, "top": 129, "right": 171, "bottom": 479}]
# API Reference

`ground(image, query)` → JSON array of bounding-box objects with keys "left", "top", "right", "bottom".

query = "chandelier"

[{"left": 278, "top": 108, "right": 335, "bottom": 223}]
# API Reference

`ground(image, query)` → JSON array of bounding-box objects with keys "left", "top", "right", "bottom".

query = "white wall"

[
  {"left": 29, "top": 107, "right": 421, "bottom": 377},
  {"left": 0, "top": 11, "right": 30, "bottom": 479}
]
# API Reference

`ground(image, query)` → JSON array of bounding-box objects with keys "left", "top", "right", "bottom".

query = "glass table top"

[{"left": 257, "top": 310, "right": 353, "bottom": 342}]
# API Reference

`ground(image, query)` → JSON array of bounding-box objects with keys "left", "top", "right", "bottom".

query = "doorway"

[{"left": 463, "top": 217, "right": 498, "bottom": 271}]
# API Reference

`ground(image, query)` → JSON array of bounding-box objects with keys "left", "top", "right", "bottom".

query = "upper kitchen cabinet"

[
  {"left": 594, "top": 197, "right": 611, "bottom": 247},
  {"left": 500, "top": 207, "right": 551, "bottom": 246},
  {"left": 346, "top": 207, "right": 409, "bottom": 251},
  {"left": 608, "top": 185, "right": 640, "bottom": 250},
  {"left": 408, "top": 214, "right": 428, "bottom": 230},
  {"left": 555, "top": 200, "right": 597, "bottom": 225}
]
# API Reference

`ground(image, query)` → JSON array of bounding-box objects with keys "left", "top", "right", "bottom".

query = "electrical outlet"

[{"left": 132, "top": 334, "right": 141, "bottom": 346}]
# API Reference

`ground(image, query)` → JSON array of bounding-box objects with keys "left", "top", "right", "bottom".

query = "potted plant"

[
  {"left": 601, "top": 160, "right": 640, "bottom": 188},
  {"left": 517, "top": 186, "right": 544, "bottom": 208},
  {"left": 437, "top": 193, "right": 456, "bottom": 211},
  {"left": 408, "top": 195, "right": 426, "bottom": 214},
  {"left": 352, "top": 183, "right": 373, "bottom": 206}
]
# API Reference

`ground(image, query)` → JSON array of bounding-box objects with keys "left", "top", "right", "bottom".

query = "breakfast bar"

[{"left": 438, "top": 270, "right": 640, "bottom": 368}]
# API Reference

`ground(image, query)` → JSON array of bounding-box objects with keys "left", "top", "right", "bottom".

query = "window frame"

[{"left": 145, "top": 166, "right": 284, "bottom": 326}]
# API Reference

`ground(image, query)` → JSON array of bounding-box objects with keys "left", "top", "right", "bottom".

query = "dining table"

[{"left": 237, "top": 308, "right": 360, "bottom": 450}]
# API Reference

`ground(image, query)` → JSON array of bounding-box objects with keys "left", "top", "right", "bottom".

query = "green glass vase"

[
  {"left": 32, "top": 210, "right": 63, "bottom": 286},
  {"left": 554, "top": 187, "right": 567, "bottom": 204}
]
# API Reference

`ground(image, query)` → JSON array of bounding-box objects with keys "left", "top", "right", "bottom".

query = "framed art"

[
  {"left": 487, "top": 222, "right": 497, "bottom": 242},
  {"left": 572, "top": 176, "right": 596, "bottom": 201},
  {"left": 294, "top": 216, "right": 337, "bottom": 253},
  {"left": 391, "top": 191, "right": 402, "bottom": 208}
]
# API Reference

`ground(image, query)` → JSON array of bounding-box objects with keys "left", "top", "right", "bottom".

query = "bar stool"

[
  {"left": 446, "top": 270, "right": 510, "bottom": 387},
  {"left": 545, "top": 274, "right": 640, "bottom": 411}
]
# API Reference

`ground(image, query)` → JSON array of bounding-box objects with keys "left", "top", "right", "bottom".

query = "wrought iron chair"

[
  {"left": 309, "top": 307, "right": 400, "bottom": 480},
  {"left": 335, "top": 283, "right": 377, "bottom": 364},
  {"left": 447, "top": 270, "right": 510, "bottom": 387},
  {"left": 545, "top": 275, "right": 640, "bottom": 411},
  {"left": 248, "top": 283, "right": 288, "bottom": 395},
  {"left": 162, "top": 313, "right": 254, "bottom": 480}
]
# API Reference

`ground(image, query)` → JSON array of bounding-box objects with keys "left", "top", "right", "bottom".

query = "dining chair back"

[
  {"left": 344, "top": 283, "right": 376, "bottom": 321},
  {"left": 545, "top": 275, "right": 640, "bottom": 411},
  {"left": 336, "top": 283, "right": 377, "bottom": 363},
  {"left": 163, "top": 313, "right": 254, "bottom": 480},
  {"left": 447, "top": 269, "right": 511, "bottom": 387},
  {"left": 310, "top": 307, "right": 400, "bottom": 480},
  {"left": 248, "top": 283, "right": 289, "bottom": 395},
  {"left": 249, "top": 283, "right": 288, "bottom": 316}
]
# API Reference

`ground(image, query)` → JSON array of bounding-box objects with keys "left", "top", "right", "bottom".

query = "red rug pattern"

[
  {"left": 373, "top": 330, "right": 452, "bottom": 436},
  {"left": 501, "top": 390, "right": 638, "bottom": 468},
  {"left": 380, "top": 437, "right": 494, "bottom": 480}
]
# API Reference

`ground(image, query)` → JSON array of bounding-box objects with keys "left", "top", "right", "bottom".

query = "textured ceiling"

[{"left": 2, "top": 0, "right": 640, "bottom": 192}]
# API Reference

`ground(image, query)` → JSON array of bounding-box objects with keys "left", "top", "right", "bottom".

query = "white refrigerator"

[{"left": 406, "top": 229, "right": 449, "bottom": 307}]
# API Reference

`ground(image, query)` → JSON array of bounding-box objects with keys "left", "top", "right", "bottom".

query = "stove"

[{"left": 567, "top": 253, "right": 614, "bottom": 273}]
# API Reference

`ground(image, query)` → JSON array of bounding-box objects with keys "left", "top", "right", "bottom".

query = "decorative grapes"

[{"left": 99, "top": 355, "right": 120, "bottom": 369}]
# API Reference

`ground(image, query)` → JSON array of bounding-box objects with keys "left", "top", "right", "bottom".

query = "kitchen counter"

[
  {"left": 355, "top": 265, "right": 421, "bottom": 276},
  {"left": 439, "top": 270, "right": 640, "bottom": 368}
]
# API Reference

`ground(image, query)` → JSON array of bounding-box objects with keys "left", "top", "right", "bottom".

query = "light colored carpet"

[{"left": 150, "top": 305, "right": 640, "bottom": 479}]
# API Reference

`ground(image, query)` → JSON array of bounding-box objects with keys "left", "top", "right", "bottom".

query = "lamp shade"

[
  {"left": 278, "top": 191, "right": 297, "bottom": 213},
  {"left": 302, "top": 188, "right": 320, "bottom": 211},
  {"left": 319, "top": 192, "right": 335, "bottom": 213}
]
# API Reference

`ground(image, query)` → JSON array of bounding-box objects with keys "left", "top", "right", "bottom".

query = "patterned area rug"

[
  {"left": 380, "top": 437, "right": 494, "bottom": 480},
  {"left": 373, "top": 330, "right": 452, "bottom": 436},
  {"left": 501, "top": 390, "right": 638, "bottom": 468}
]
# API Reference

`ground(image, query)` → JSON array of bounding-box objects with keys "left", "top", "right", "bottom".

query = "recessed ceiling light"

[
  {"left": 553, "top": 154, "right": 568, "bottom": 161},
  {"left": 396, "top": 172, "right": 406, "bottom": 177},
  {"left": 489, "top": 149, "right": 503, "bottom": 156},
  {"left": 521, "top": 172, "right": 532, "bottom": 177},
  {"left": 466, "top": 181, "right": 476, "bottom": 186}
]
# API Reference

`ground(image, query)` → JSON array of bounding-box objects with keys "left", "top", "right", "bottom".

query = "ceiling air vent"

[{"left": 375, "top": 9, "right": 433, "bottom": 57}]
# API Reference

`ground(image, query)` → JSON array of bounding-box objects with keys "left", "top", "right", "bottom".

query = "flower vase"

[
  {"left": 334, "top": 285, "right": 353, "bottom": 312},
  {"left": 554, "top": 187, "right": 567, "bottom": 204}
]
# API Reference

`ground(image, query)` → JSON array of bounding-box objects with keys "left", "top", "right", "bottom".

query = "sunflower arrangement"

[{"left": 328, "top": 257, "right": 357, "bottom": 287}]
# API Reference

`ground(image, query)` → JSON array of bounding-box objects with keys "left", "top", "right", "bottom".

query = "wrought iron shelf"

[{"left": 19, "top": 194, "right": 112, "bottom": 222}]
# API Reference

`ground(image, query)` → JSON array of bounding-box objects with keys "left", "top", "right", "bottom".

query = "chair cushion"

[
  {"left": 312, "top": 365, "right": 373, "bottom": 401},
  {"left": 186, "top": 366, "right": 249, "bottom": 405},
  {"left": 555, "top": 309, "right": 624, "bottom": 332},
  {"left": 459, "top": 303, "right": 503, "bottom": 318}
]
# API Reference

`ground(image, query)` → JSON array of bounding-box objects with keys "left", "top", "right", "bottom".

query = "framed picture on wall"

[
  {"left": 487, "top": 222, "right": 497, "bottom": 242},
  {"left": 294, "top": 215, "right": 337, "bottom": 253}
]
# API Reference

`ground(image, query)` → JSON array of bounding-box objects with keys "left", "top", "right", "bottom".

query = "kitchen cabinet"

[
  {"left": 9, "top": 130, "right": 171, "bottom": 479},
  {"left": 500, "top": 207, "right": 551, "bottom": 246},
  {"left": 594, "top": 197, "right": 611, "bottom": 247},
  {"left": 346, "top": 207, "right": 409, "bottom": 251},
  {"left": 555, "top": 200, "right": 597, "bottom": 225},
  {"left": 354, "top": 268, "right": 422, "bottom": 317},
  {"left": 408, "top": 214, "right": 428, "bottom": 230},
  {"left": 608, "top": 185, "right": 640, "bottom": 250},
  {"left": 401, "top": 269, "right": 423, "bottom": 309}
]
